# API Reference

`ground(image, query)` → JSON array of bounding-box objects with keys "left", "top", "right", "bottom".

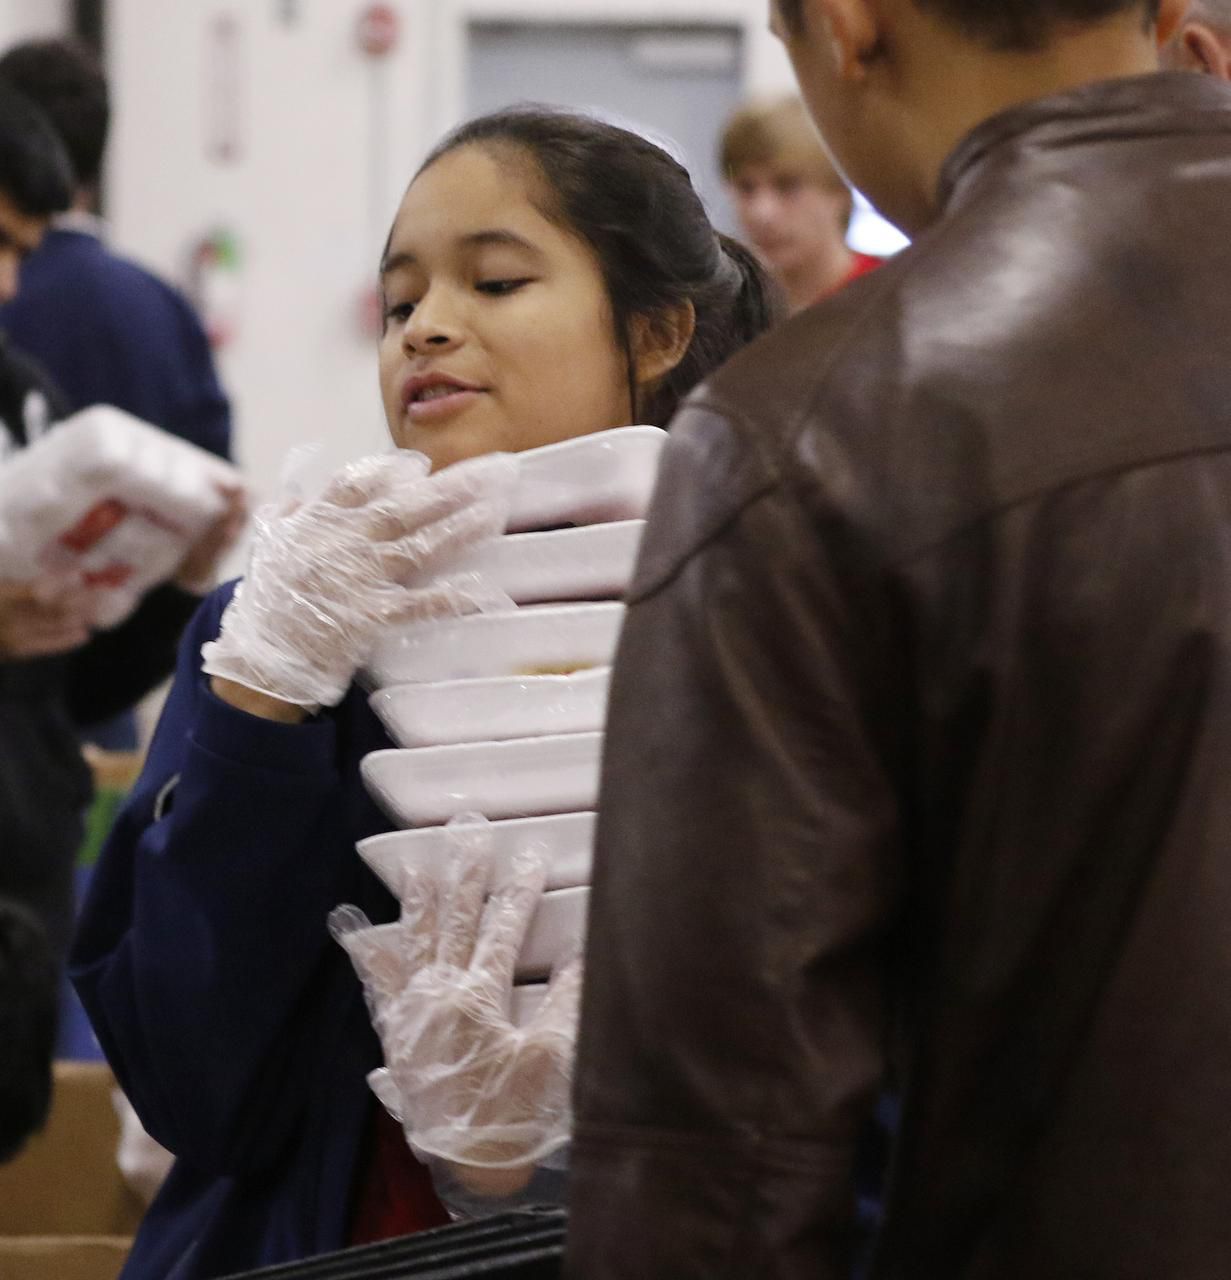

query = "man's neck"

[
  {"left": 52, "top": 208, "right": 107, "bottom": 239},
  {"left": 882, "top": 6, "right": 1167, "bottom": 231}
]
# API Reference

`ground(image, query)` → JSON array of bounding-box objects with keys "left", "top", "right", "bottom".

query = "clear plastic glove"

[
  {"left": 331, "top": 821, "right": 581, "bottom": 1177},
  {"left": 200, "top": 451, "right": 515, "bottom": 710}
]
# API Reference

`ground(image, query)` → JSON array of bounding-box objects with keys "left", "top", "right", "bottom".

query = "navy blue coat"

[
  {"left": 1, "top": 226, "right": 232, "bottom": 461},
  {"left": 71, "top": 585, "right": 402, "bottom": 1278}
]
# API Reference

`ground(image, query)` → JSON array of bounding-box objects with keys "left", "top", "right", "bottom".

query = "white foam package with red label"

[{"left": 0, "top": 404, "right": 242, "bottom": 628}]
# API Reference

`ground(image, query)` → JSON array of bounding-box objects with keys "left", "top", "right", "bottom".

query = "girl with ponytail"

[{"left": 73, "top": 106, "right": 780, "bottom": 1280}]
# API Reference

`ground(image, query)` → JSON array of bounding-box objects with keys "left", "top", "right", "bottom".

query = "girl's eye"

[
  {"left": 383, "top": 301, "right": 415, "bottom": 324},
  {"left": 476, "top": 278, "right": 532, "bottom": 297}
]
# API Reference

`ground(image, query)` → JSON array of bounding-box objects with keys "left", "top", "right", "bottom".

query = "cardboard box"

[
  {"left": 0, "top": 1063, "right": 141, "bottom": 1280},
  {"left": 0, "top": 1237, "right": 129, "bottom": 1280}
]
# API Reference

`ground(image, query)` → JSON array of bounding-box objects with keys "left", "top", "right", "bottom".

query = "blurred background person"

[
  {"left": 1162, "top": 0, "right": 1231, "bottom": 73},
  {"left": 0, "top": 36, "right": 233, "bottom": 759},
  {"left": 0, "top": 37, "right": 231, "bottom": 466},
  {"left": 721, "top": 94, "right": 880, "bottom": 312},
  {"left": 0, "top": 83, "right": 242, "bottom": 977}
]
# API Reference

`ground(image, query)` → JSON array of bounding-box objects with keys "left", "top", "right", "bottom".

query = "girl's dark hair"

[{"left": 417, "top": 108, "right": 783, "bottom": 427}]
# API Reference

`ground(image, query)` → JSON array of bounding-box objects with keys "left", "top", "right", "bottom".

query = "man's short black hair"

[
  {"left": 0, "top": 899, "right": 57, "bottom": 1165},
  {"left": 0, "top": 84, "right": 73, "bottom": 217},
  {"left": 0, "top": 38, "right": 108, "bottom": 190},
  {"left": 778, "top": 0, "right": 1162, "bottom": 50}
]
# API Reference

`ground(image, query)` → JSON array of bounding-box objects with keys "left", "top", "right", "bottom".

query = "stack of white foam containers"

[{"left": 357, "top": 426, "right": 667, "bottom": 1019}]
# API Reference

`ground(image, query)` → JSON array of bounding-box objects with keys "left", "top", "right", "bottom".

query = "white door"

[{"left": 466, "top": 21, "right": 744, "bottom": 235}]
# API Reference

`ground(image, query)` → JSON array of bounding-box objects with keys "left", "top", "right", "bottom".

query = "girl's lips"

[{"left": 404, "top": 387, "right": 485, "bottom": 424}]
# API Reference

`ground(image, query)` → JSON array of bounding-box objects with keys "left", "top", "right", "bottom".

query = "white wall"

[
  {"left": 0, "top": 0, "right": 68, "bottom": 49},
  {"left": 107, "top": 0, "right": 392, "bottom": 500},
  {"left": 105, "top": 1, "right": 797, "bottom": 504}
]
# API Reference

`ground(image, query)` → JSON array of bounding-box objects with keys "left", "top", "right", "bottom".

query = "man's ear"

[
  {"left": 1170, "top": 22, "right": 1231, "bottom": 77},
  {"left": 1155, "top": 0, "right": 1190, "bottom": 50},
  {"left": 631, "top": 302, "right": 696, "bottom": 388},
  {"left": 812, "top": 0, "right": 882, "bottom": 80}
]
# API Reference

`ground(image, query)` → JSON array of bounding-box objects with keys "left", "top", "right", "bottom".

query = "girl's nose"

[{"left": 402, "top": 289, "right": 462, "bottom": 354}]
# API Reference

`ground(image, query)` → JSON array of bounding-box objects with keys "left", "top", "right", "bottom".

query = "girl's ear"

[{"left": 630, "top": 302, "right": 697, "bottom": 388}]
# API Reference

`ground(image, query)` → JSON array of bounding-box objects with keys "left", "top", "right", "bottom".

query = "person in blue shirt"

[
  {"left": 71, "top": 108, "right": 779, "bottom": 1279},
  {"left": 0, "top": 37, "right": 231, "bottom": 464},
  {"left": 0, "top": 83, "right": 242, "bottom": 1174},
  {"left": 0, "top": 38, "right": 233, "bottom": 753}
]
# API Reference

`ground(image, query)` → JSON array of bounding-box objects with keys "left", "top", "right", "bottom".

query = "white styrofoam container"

[
  {"left": 510, "top": 984, "right": 548, "bottom": 1026},
  {"left": 357, "top": 811, "right": 595, "bottom": 896},
  {"left": 370, "top": 668, "right": 610, "bottom": 749},
  {"left": 518, "top": 886, "right": 588, "bottom": 981},
  {"left": 0, "top": 405, "right": 241, "bottom": 628},
  {"left": 506, "top": 425, "right": 666, "bottom": 533},
  {"left": 360, "top": 732, "right": 603, "bottom": 828},
  {"left": 448, "top": 520, "right": 643, "bottom": 605},
  {"left": 366, "top": 603, "right": 624, "bottom": 689}
]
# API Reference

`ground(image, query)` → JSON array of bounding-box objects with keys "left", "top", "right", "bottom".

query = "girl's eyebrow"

[{"left": 381, "top": 228, "right": 544, "bottom": 277}]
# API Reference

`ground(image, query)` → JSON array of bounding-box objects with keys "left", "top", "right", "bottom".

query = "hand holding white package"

[{"left": 0, "top": 405, "right": 243, "bottom": 628}]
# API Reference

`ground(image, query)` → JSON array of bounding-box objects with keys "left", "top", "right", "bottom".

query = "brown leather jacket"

[{"left": 566, "top": 74, "right": 1231, "bottom": 1279}]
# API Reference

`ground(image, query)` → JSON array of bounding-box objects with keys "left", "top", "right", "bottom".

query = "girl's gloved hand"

[
  {"left": 201, "top": 451, "right": 515, "bottom": 710},
  {"left": 331, "top": 821, "right": 581, "bottom": 1179}
]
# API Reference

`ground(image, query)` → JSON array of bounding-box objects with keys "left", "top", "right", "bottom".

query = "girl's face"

[{"left": 379, "top": 144, "right": 633, "bottom": 470}]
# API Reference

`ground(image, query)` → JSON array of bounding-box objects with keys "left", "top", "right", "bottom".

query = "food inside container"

[
  {"left": 446, "top": 520, "right": 643, "bottom": 604},
  {"left": 370, "top": 669, "right": 610, "bottom": 748},
  {"left": 360, "top": 732, "right": 603, "bottom": 828},
  {"left": 357, "top": 811, "right": 596, "bottom": 895},
  {"left": 365, "top": 603, "right": 624, "bottom": 688},
  {"left": 506, "top": 425, "right": 667, "bottom": 533},
  {"left": 0, "top": 405, "right": 240, "bottom": 628}
]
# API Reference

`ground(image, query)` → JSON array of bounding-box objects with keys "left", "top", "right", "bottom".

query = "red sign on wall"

[{"left": 357, "top": 4, "right": 399, "bottom": 57}]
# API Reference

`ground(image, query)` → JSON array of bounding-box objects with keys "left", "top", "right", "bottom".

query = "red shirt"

[
  {"left": 348, "top": 1101, "right": 451, "bottom": 1244},
  {"left": 843, "top": 251, "right": 883, "bottom": 287}
]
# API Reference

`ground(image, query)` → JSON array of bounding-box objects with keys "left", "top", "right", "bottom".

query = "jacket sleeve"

[
  {"left": 565, "top": 401, "right": 905, "bottom": 1280},
  {"left": 65, "top": 583, "right": 203, "bottom": 728},
  {"left": 70, "top": 585, "right": 362, "bottom": 1177}
]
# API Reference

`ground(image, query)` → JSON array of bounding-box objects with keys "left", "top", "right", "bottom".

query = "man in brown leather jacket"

[{"left": 566, "top": 1, "right": 1231, "bottom": 1276}]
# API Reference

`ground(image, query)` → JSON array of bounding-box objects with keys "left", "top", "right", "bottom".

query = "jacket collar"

[
  {"left": 49, "top": 210, "right": 108, "bottom": 241},
  {"left": 937, "top": 71, "right": 1231, "bottom": 214}
]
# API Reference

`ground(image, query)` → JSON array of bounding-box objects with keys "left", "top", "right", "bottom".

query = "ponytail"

[
  {"left": 715, "top": 233, "right": 785, "bottom": 354},
  {"left": 642, "top": 234, "right": 784, "bottom": 426}
]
